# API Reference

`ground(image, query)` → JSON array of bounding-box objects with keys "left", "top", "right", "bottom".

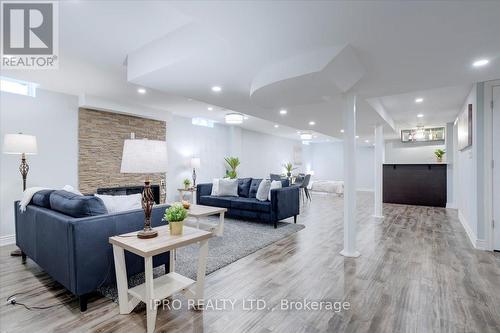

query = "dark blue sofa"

[
  {"left": 14, "top": 190, "right": 170, "bottom": 311},
  {"left": 196, "top": 178, "right": 300, "bottom": 228}
]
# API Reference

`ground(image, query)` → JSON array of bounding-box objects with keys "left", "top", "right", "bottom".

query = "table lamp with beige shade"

[
  {"left": 120, "top": 138, "right": 167, "bottom": 239},
  {"left": 2, "top": 133, "right": 38, "bottom": 257}
]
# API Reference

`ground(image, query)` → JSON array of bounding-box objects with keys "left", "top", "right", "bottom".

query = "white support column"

[
  {"left": 340, "top": 94, "right": 360, "bottom": 258},
  {"left": 373, "top": 125, "right": 385, "bottom": 219}
]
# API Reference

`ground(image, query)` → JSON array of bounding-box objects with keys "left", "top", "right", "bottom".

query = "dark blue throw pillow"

[
  {"left": 249, "top": 179, "right": 262, "bottom": 198},
  {"left": 30, "top": 189, "right": 56, "bottom": 208},
  {"left": 237, "top": 178, "right": 252, "bottom": 197},
  {"left": 49, "top": 190, "right": 107, "bottom": 218}
]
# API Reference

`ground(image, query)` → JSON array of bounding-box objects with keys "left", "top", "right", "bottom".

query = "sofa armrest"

[
  {"left": 197, "top": 183, "right": 213, "bottom": 202},
  {"left": 271, "top": 186, "right": 300, "bottom": 221},
  {"left": 69, "top": 204, "right": 170, "bottom": 295}
]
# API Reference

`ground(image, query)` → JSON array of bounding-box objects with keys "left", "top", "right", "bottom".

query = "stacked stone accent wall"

[{"left": 78, "top": 108, "right": 166, "bottom": 201}]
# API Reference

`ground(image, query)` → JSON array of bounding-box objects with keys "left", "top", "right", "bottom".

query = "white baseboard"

[
  {"left": 475, "top": 239, "right": 488, "bottom": 250},
  {"left": 0, "top": 234, "right": 16, "bottom": 247},
  {"left": 457, "top": 210, "right": 487, "bottom": 250}
]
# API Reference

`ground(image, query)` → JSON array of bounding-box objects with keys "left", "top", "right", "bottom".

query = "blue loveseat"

[
  {"left": 196, "top": 178, "right": 300, "bottom": 228},
  {"left": 14, "top": 190, "right": 170, "bottom": 311}
]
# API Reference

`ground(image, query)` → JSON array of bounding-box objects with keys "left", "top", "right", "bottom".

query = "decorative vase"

[
  {"left": 184, "top": 184, "right": 190, "bottom": 190},
  {"left": 287, "top": 172, "right": 291, "bottom": 178},
  {"left": 170, "top": 221, "right": 184, "bottom": 235},
  {"left": 436, "top": 157, "right": 443, "bottom": 163},
  {"left": 182, "top": 200, "right": 190, "bottom": 209}
]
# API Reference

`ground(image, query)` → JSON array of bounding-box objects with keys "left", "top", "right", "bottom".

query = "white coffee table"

[
  {"left": 109, "top": 226, "right": 212, "bottom": 333},
  {"left": 183, "top": 204, "right": 227, "bottom": 236}
]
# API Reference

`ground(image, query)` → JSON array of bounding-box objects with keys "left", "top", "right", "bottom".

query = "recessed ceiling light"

[
  {"left": 365, "top": 139, "right": 370, "bottom": 143},
  {"left": 417, "top": 114, "right": 424, "bottom": 118},
  {"left": 274, "top": 124, "right": 279, "bottom": 128},
  {"left": 309, "top": 121, "right": 315, "bottom": 126},
  {"left": 300, "top": 132, "right": 313, "bottom": 140},
  {"left": 224, "top": 113, "right": 243, "bottom": 124},
  {"left": 473, "top": 59, "right": 489, "bottom": 67},
  {"left": 340, "top": 129, "right": 345, "bottom": 133},
  {"left": 280, "top": 109, "right": 287, "bottom": 115},
  {"left": 355, "top": 135, "right": 359, "bottom": 139},
  {"left": 243, "top": 116, "right": 249, "bottom": 120},
  {"left": 211, "top": 86, "right": 222, "bottom": 92},
  {"left": 415, "top": 97, "right": 423, "bottom": 103},
  {"left": 137, "top": 88, "right": 146, "bottom": 94},
  {"left": 207, "top": 106, "right": 213, "bottom": 111}
]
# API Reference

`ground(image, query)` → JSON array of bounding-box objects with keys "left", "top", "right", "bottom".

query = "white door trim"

[{"left": 484, "top": 80, "right": 500, "bottom": 251}]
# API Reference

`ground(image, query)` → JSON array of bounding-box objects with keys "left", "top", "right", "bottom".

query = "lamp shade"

[
  {"left": 3, "top": 134, "right": 38, "bottom": 154},
  {"left": 120, "top": 139, "right": 167, "bottom": 174},
  {"left": 190, "top": 157, "right": 201, "bottom": 169}
]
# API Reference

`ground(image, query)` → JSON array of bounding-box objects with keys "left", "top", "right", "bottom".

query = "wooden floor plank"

[{"left": 1, "top": 192, "right": 499, "bottom": 332}]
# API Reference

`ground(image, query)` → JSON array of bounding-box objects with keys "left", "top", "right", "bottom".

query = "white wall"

[
  {"left": 453, "top": 83, "right": 482, "bottom": 247},
  {"left": 0, "top": 89, "right": 79, "bottom": 244},
  {"left": 239, "top": 129, "right": 304, "bottom": 179},
  {"left": 166, "top": 114, "right": 304, "bottom": 200},
  {"left": 166, "top": 115, "right": 230, "bottom": 201},
  {"left": 308, "top": 142, "right": 374, "bottom": 191},
  {"left": 384, "top": 139, "right": 446, "bottom": 164}
]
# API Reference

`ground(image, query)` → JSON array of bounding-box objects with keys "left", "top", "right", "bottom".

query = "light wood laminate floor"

[{"left": 1, "top": 192, "right": 499, "bottom": 332}]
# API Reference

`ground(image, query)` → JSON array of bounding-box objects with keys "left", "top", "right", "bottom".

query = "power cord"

[{"left": 6, "top": 289, "right": 76, "bottom": 311}]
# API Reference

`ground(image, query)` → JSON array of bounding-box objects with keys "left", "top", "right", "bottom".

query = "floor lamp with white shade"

[
  {"left": 120, "top": 138, "right": 167, "bottom": 239},
  {"left": 2, "top": 133, "right": 38, "bottom": 257}
]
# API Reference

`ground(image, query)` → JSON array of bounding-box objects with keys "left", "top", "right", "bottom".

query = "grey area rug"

[{"left": 99, "top": 217, "right": 304, "bottom": 302}]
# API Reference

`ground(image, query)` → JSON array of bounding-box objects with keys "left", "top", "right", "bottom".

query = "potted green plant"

[
  {"left": 164, "top": 203, "right": 188, "bottom": 235},
  {"left": 224, "top": 156, "right": 240, "bottom": 179},
  {"left": 282, "top": 162, "right": 296, "bottom": 178},
  {"left": 183, "top": 178, "right": 191, "bottom": 190},
  {"left": 434, "top": 149, "right": 445, "bottom": 163}
]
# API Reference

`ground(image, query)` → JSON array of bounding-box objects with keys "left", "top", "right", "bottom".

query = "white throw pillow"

[
  {"left": 211, "top": 178, "right": 220, "bottom": 196},
  {"left": 63, "top": 185, "right": 82, "bottom": 196},
  {"left": 268, "top": 180, "right": 282, "bottom": 201},
  {"left": 256, "top": 179, "right": 272, "bottom": 201},
  {"left": 217, "top": 178, "right": 238, "bottom": 196},
  {"left": 94, "top": 193, "right": 142, "bottom": 213}
]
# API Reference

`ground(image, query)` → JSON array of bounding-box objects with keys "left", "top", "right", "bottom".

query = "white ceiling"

[
  {"left": 371, "top": 85, "right": 473, "bottom": 132},
  {"left": 2, "top": 1, "right": 500, "bottom": 144}
]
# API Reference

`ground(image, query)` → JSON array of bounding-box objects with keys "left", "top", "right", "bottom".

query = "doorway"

[{"left": 493, "top": 85, "right": 500, "bottom": 251}]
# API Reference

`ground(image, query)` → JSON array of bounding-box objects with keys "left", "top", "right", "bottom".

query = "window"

[
  {"left": 192, "top": 117, "right": 215, "bottom": 128},
  {"left": 0, "top": 76, "right": 38, "bottom": 97}
]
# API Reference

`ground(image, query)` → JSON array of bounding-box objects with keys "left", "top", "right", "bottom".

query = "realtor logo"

[{"left": 1, "top": 1, "right": 59, "bottom": 69}]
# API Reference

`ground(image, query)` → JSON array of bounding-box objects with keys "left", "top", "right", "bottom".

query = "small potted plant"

[
  {"left": 283, "top": 162, "right": 296, "bottom": 178},
  {"left": 434, "top": 149, "right": 446, "bottom": 163},
  {"left": 164, "top": 203, "right": 188, "bottom": 235},
  {"left": 224, "top": 156, "right": 240, "bottom": 179},
  {"left": 183, "top": 178, "right": 191, "bottom": 190}
]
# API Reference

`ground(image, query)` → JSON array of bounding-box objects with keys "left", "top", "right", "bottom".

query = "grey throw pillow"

[
  {"left": 256, "top": 179, "right": 272, "bottom": 201},
  {"left": 217, "top": 178, "right": 238, "bottom": 196}
]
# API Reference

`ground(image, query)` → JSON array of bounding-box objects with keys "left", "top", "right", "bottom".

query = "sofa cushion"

[
  {"left": 230, "top": 197, "right": 271, "bottom": 213},
  {"left": 256, "top": 179, "right": 272, "bottom": 201},
  {"left": 30, "top": 189, "right": 55, "bottom": 208},
  {"left": 249, "top": 178, "right": 262, "bottom": 198},
  {"left": 198, "top": 195, "right": 234, "bottom": 209},
  {"left": 50, "top": 190, "right": 107, "bottom": 218},
  {"left": 217, "top": 178, "right": 238, "bottom": 196},
  {"left": 237, "top": 178, "right": 252, "bottom": 197}
]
